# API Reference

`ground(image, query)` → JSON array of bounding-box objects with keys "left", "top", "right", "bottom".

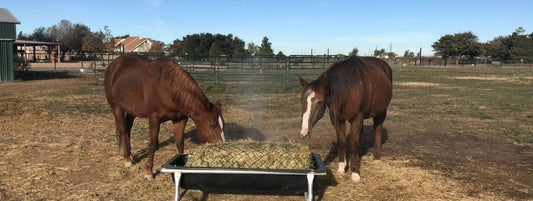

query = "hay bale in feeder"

[{"left": 186, "top": 140, "right": 312, "bottom": 170}]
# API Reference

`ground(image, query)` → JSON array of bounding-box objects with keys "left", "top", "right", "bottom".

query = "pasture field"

[{"left": 0, "top": 67, "right": 532, "bottom": 200}]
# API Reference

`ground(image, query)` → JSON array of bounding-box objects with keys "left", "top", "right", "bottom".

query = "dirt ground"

[{"left": 0, "top": 70, "right": 532, "bottom": 201}]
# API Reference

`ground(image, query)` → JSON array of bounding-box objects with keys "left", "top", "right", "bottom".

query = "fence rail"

[{"left": 22, "top": 52, "right": 533, "bottom": 92}]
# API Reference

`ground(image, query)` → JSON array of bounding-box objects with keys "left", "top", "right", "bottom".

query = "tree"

[
  {"left": 432, "top": 34, "right": 456, "bottom": 66},
  {"left": 232, "top": 37, "right": 248, "bottom": 56},
  {"left": 149, "top": 40, "right": 165, "bottom": 53},
  {"left": 515, "top": 27, "right": 526, "bottom": 35},
  {"left": 403, "top": 49, "right": 415, "bottom": 57},
  {"left": 209, "top": 42, "right": 222, "bottom": 56},
  {"left": 102, "top": 25, "right": 113, "bottom": 43},
  {"left": 115, "top": 34, "right": 130, "bottom": 38},
  {"left": 433, "top": 31, "right": 481, "bottom": 65},
  {"left": 276, "top": 51, "right": 286, "bottom": 59},
  {"left": 350, "top": 48, "right": 358, "bottom": 56},
  {"left": 82, "top": 32, "right": 104, "bottom": 53},
  {"left": 373, "top": 48, "right": 385, "bottom": 57},
  {"left": 475, "top": 27, "right": 533, "bottom": 63},
  {"left": 30, "top": 27, "right": 52, "bottom": 42},
  {"left": 455, "top": 31, "right": 481, "bottom": 59},
  {"left": 171, "top": 33, "right": 251, "bottom": 58},
  {"left": 17, "top": 31, "right": 29, "bottom": 40},
  {"left": 256, "top": 36, "right": 274, "bottom": 56},
  {"left": 170, "top": 39, "right": 183, "bottom": 54},
  {"left": 247, "top": 42, "right": 257, "bottom": 56},
  {"left": 48, "top": 19, "right": 73, "bottom": 42},
  {"left": 61, "top": 23, "right": 91, "bottom": 58}
]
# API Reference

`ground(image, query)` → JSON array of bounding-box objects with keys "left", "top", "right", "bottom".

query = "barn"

[{"left": 0, "top": 8, "right": 20, "bottom": 81}]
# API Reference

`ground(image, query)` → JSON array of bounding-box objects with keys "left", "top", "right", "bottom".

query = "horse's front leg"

[
  {"left": 348, "top": 115, "right": 364, "bottom": 182},
  {"left": 172, "top": 117, "right": 188, "bottom": 154},
  {"left": 145, "top": 116, "right": 161, "bottom": 181},
  {"left": 331, "top": 118, "right": 347, "bottom": 174}
]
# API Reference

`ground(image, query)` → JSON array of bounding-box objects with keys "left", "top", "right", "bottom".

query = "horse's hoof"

[
  {"left": 144, "top": 174, "right": 154, "bottom": 181},
  {"left": 351, "top": 173, "right": 361, "bottom": 182},
  {"left": 123, "top": 157, "right": 133, "bottom": 167},
  {"left": 124, "top": 161, "right": 133, "bottom": 167},
  {"left": 337, "top": 162, "right": 346, "bottom": 174}
]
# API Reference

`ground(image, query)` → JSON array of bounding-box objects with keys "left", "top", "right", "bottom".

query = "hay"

[{"left": 185, "top": 140, "right": 312, "bottom": 170}]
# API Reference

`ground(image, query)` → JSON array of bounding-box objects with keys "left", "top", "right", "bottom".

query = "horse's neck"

[
  {"left": 166, "top": 67, "right": 209, "bottom": 121},
  {"left": 317, "top": 73, "right": 330, "bottom": 101},
  {"left": 177, "top": 91, "right": 208, "bottom": 121}
]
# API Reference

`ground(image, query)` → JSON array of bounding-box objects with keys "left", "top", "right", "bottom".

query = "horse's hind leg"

[
  {"left": 123, "top": 113, "right": 135, "bottom": 166},
  {"left": 111, "top": 107, "right": 133, "bottom": 167},
  {"left": 348, "top": 115, "right": 364, "bottom": 182},
  {"left": 373, "top": 110, "right": 387, "bottom": 161}
]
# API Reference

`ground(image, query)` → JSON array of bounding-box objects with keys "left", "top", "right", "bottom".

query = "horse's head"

[
  {"left": 298, "top": 75, "right": 327, "bottom": 139},
  {"left": 195, "top": 100, "right": 225, "bottom": 143}
]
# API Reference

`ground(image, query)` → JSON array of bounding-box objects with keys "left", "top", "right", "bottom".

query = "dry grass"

[
  {"left": 449, "top": 76, "right": 533, "bottom": 84},
  {"left": 394, "top": 81, "right": 444, "bottom": 87},
  {"left": 0, "top": 67, "right": 532, "bottom": 201}
]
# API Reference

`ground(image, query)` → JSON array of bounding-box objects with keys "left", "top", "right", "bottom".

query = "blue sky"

[{"left": 2, "top": 0, "right": 532, "bottom": 56}]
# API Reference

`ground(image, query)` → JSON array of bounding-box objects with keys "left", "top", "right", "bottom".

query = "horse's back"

[
  {"left": 360, "top": 57, "right": 393, "bottom": 116},
  {"left": 327, "top": 56, "right": 392, "bottom": 118},
  {"left": 104, "top": 54, "right": 151, "bottom": 88},
  {"left": 104, "top": 54, "right": 162, "bottom": 116},
  {"left": 359, "top": 57, "right": 392, "bottom": 82}
]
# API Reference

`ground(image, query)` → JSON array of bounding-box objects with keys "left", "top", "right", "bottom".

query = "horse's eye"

[{"left": 210, "top": 123, "right": 216, "bottom": 129}]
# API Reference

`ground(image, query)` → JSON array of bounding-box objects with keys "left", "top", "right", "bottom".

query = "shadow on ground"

[
  {"left": 15, "top": 71, "right": 78, "bottom": 81},
  {"left": 324, "top": 125, "right": 389, "bottom": 164}
]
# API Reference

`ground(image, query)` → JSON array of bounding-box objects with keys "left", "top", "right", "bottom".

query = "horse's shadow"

[
  {"left": 324, "top": 125, "right": 389, "bottom": 164},
  {"left": 133, "top": 122, "right": 267, "bottom": 161}
]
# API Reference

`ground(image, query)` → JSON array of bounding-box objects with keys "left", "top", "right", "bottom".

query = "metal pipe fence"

[{"left": 26, "top": 52, "right": 533, "bottom": 91}]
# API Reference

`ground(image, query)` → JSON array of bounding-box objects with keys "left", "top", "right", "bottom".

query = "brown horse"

[
  {"left": 104, "top": 54, "right": 225, "bottom": 180},
  {"left": 298, "top": 56, "right": 392, "bottom": 182}
]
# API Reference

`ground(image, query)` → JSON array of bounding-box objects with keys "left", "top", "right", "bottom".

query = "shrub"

[{"left": 14, "top": 56, "right": 30, "bottom": 71}]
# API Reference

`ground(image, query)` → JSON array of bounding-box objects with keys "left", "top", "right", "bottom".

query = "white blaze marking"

[
  {"left": 300, "top": 90, "right": 315, "bottom": 136},
  {"left": 218, "top": 116, "right": 225, "bottom": 142}
]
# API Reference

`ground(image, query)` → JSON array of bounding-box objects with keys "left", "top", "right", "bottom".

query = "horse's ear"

[
  {"left": 298, "top": 76, "right": 309, "bottom": 87},
  {"left": 215, "top": 100, "right": 222, "bottom": 108}
]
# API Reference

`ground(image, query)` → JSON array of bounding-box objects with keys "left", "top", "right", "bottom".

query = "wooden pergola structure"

[{"left": 13, "top": 40, "right": 61, "bottom": 63}]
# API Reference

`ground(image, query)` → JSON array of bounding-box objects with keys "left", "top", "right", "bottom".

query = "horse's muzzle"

[{"left": 299, "top": 129, "right": 311, "bottom": 139}]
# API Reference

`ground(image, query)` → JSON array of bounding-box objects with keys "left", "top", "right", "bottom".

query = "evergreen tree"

[{"left": 257, "top": 36, "right": 274, "bottom": 56}]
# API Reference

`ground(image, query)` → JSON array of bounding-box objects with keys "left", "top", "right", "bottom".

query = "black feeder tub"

[{"left": 161, "top": 154, "right": 326, "bottom": 201}]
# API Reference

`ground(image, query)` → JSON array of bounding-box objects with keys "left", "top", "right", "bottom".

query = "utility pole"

[{"left": 419, "top": 47, "right": 422, "bottom": 66}]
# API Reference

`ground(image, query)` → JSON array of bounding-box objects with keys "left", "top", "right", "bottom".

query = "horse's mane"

[
  {"left": 155, "top": 57, "right": 211, "bottom": 113},
  {"left": 325, "top": 56, "right": 368, "bottom": 111}
]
